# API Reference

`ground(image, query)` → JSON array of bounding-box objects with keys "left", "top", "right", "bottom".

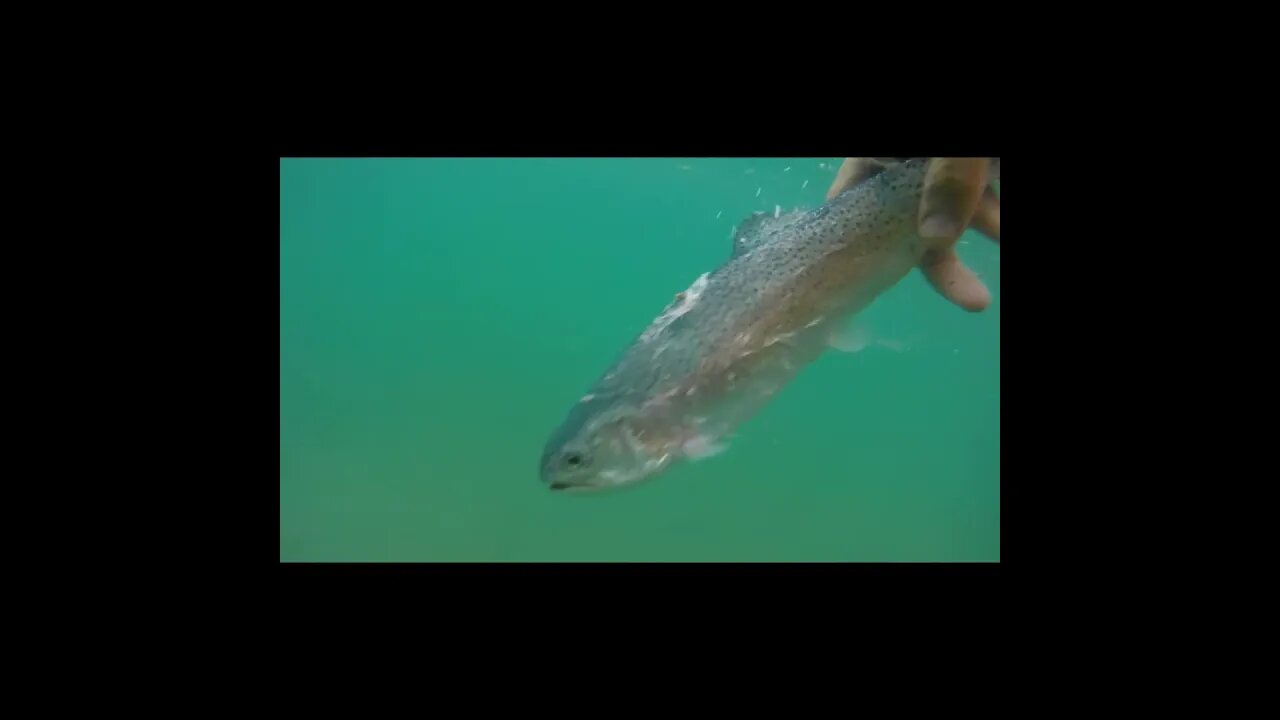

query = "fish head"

[{"left": 539, "top": 395, "right": 676, "bottom": 493}]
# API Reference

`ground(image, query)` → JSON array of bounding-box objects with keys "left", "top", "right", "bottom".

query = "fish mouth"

[
  {"left": 546, "top": 481, "right": 614, "bottom": 494},
  {"left": 542, "top": 451, "right": 673, "bottom": 495},
  {"left": 545, "top": 469, "right": 656, "bottom": 494}
]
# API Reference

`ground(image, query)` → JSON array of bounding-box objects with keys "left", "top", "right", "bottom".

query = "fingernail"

[{"left": 921, "top": 214, "right": 960, "bottom": 240}]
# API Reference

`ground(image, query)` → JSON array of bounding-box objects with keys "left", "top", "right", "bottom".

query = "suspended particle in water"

[
  {"left": 802, "top": 179, "right": 809, "bottom": 189},
  {"left": 755, "top": 187, "right": 762, "bottom": 197},
  {"left": 716, "top": 210, "right": 722, "bottom": 219},
  {"left": 784, "top": 166, "right": 791, "bottom": 172}
]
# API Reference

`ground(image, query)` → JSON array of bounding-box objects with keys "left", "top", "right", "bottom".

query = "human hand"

[{"left": 826, "top": 158, "right": 999, "bottom": 312}]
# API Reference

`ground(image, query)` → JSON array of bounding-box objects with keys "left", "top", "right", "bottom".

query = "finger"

[
  {"left": 919, "top": 158, "right": 989, "bottom": 246},
  {"left": 826, "top": 158, "right": 893, "bottom": 201},
  {"left": 969, "top": 187, "right": 1000, "bottom": 243},
  {"left": 919, "top": 247, "right": 991, "bottom": 312}
]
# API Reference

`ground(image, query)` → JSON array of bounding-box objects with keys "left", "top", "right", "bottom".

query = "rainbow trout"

[{"left": 540, "top": 158, "right": 991, "bottom": 493}]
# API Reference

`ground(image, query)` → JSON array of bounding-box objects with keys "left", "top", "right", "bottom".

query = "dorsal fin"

[{"left": 730, "top": 208, "right": 805, "bottom": 258}]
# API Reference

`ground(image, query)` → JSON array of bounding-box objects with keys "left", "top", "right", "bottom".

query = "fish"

[{"left": 539, "top": 158, "right": 993, "bottom": 493}]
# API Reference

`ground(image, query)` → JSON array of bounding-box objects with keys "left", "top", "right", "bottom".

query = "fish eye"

[{"left": 564, "top": 452, "right": 585, "bottom": 467}]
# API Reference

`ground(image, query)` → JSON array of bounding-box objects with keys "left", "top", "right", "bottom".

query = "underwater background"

[{"left": 279, "top": 158, "right": 1000, "bottom": 562}]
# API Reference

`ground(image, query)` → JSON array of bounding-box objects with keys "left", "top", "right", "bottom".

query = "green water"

[{"left": 279, "top": 158, "right": 1000, "bottom": 562}]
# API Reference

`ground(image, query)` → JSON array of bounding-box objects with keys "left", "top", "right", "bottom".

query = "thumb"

[{"left": 919, "top": 158, "right": 989, "bottom": 248}]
